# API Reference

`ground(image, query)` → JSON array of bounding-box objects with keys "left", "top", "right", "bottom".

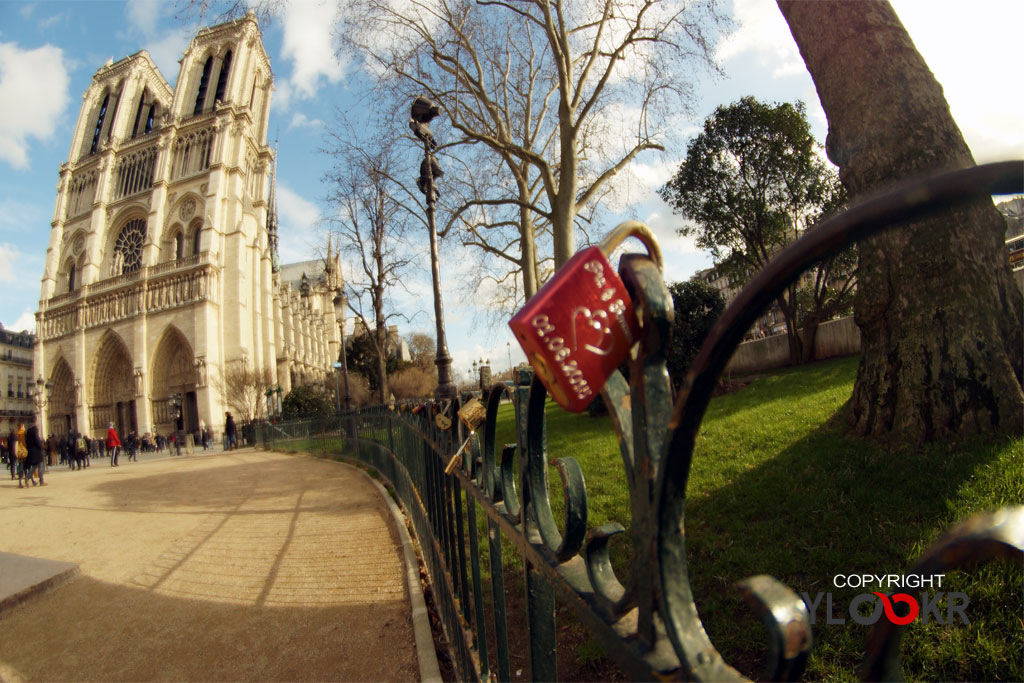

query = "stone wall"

[{"left": 725, "top": 316, "right": 861, "bottom": 375}]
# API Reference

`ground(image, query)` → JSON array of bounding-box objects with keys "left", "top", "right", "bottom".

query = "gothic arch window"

[
  {"left": 190, "top": 221, "right": 202, "bottom": 256},
  {"left": 66, "top": 260, "right": 76, "bottom": 292},
  {"left": 131, "top": 89, "right": 146, "bottom": 138},
  {"left": 194, "top": 55, "right": 213, "bottom": 115},
  {"left": 90, "top": 93, "right": 110, "bottom": 154},
  {"left": 145, "top": 105, "right": 156, "bottom": 134},
  {"left": 113, "top": 218, "right": 146, "bottom": 275},
  {"left": 214, "top": 50, "right": 232, "bottom": 104},
  {"left": 174, "top": 231, "right": 184, "bottom": 260},
  {"left": 106, "top": 86, "right": 123, "bottom": 142},
  {"left": 249, "top": 72, "right": 259, "bottom": 109}
]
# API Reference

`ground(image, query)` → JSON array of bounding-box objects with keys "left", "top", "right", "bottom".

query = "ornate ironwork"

[{"left": 254, "top": 161, "right": 1023, "bottom": 681}]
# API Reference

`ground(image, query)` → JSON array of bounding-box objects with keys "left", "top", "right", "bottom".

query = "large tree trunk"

[{"left": 778, "top": 0, "right": 1024, "bottom": 443}]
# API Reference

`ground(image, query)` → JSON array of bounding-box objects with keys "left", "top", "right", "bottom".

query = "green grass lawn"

[
  {"left": 281, "top": 356, "right": 1022, "bottom": 680},
  {"left": 488, "top": 356, "right": 1022, "bottom": 681}
]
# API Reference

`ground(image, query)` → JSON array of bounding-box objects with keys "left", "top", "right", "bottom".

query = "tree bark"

[{"left": 778, "top": 0, "right": 1024, "bottom": 443}]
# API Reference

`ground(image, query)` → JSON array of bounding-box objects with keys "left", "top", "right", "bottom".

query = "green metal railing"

[{"left": 253, "top": 163, "right": 1024, "bottom": 681}]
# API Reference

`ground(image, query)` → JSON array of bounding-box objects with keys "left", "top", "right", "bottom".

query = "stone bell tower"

[{"left": 35, "top": 13, "right": 339, "bottom": 441}]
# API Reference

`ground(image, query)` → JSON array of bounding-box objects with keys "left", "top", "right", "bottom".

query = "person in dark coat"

[
  {"left": 24, "top": 424, "right": 46, "bottom": 486},
  {"left": 6, "top": 430, "right": 15, "bottom": 479},
  {"left": 225, "top": 412, "right": 237, "bottom": 451}
]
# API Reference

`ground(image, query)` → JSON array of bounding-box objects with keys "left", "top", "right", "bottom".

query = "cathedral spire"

[{"left": 268, "top": 140, "right": 280, "bottom": 272}]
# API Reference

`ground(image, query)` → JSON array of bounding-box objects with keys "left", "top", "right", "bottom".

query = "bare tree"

[
  {"left": 778, "top": 0, "right": 1024, "bottom": 442},
  {"left": 217, "top": 363, "right": 275, "bottom": 423},
  {"left": 342, "top": 0, "right": 725, "bottom": 304},
  {"left": 325, "top": 134, "right": 415, "bottom": 404},
  {"left": 406, "top": 331, "right": 437, "bottom": 373}
]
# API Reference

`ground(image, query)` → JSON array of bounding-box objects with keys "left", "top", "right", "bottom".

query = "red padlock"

[{"left": 509, "top": 221, "right": 663, "bottom": 412}]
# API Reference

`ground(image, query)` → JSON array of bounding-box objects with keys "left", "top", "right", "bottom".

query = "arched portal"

[
  {"left": 89, "top": 331, "right": 136, "bottom": 437},
  {"left": 150, "top": 326, "right": 199, "bottom": 435},
  {"left": 47, "top": 358, "right": 76, "bottom": 436}
]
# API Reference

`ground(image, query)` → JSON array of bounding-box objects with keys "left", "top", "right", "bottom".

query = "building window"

[
  {"left": 145, "top": 106, "right": 155, "bottom": 134},
  {"left": 131, "top": 89, "right": 147, "bottom": 138},
  {"left": 175, "top": 232, "right": 184, "bottom": 260},
  {"left": 214, "top": 50, "right": 232, "bottom": 104},
  {"left": 194, "top": 56, "right": 213, "bottom": 115},
  {"left": 191, "top": 226, "right": 201, "bottom": 255},
  {"left": 106, "top": 88, "right": 122, "bottom": 142},
  {"left": 113, "top": 218, "right": 147, "bottom": 274},
  {"left": 90, "top": 94, "right": 110, "bottom": 154},
  {"left": 68, "top": 263, "right": 76, "bottom": 292}
]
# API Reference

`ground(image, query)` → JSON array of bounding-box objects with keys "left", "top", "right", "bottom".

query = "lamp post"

[
  {"left": 33, "top": 375, "right": 52, "bottom": 432},
  {"left": 410, "top": 95, "right": 456, "bottom": 401},
  {"left": 332, "top": 290, "right": 353, "bottom": 412}
]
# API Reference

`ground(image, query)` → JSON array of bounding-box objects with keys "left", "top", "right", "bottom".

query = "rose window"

[{"left": 114, "top": 218, "right": 146, "bottom": 274}]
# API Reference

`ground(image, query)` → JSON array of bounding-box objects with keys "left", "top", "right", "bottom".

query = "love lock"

[{"left": 509, "top": 220, "right": 663, "bottom": 412}]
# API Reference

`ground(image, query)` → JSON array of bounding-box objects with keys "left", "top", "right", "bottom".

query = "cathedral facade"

[{"left": 34, "top": 14, "right": 341, "bottom": 440}]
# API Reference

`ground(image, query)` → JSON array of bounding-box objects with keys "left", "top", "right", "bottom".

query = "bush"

[
  {"left": 389, "top": 366, "right": 436, "bottom": 399},
  {"left": 281, "top": 384, "right": 334, "bottom": 419}
]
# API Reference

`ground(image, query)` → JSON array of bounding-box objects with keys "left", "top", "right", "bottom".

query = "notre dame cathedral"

[{"left": 34, "top": 12, "right": 341, "bottom": 441}]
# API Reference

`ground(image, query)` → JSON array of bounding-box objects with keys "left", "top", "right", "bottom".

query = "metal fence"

[{"left": 252, "top": 163, "right": 1024, "bottom": 682}]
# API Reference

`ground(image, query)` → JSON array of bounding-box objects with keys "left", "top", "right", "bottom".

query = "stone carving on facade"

[
  {"left": 195, "top": 357, "right": 207, "bottom": 387},
  {"left": 179, "top": 197, "right": 197, "bottom": 221},
  {"left": 74, "top": 379, "right": 83, "bottom": 406},
  {"left": 134, "top": 367, "right": 145, "bottom": 396},
  {"left": 73, "top": 235, "right": 85, "bottom": 255}
]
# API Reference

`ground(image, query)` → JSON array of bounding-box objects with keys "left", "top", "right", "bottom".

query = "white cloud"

[
  {"left": 890, "top": 0, "right": 1024, "bottom": 162},
  {"left": 19, "top": 4, "right": 35, "bottom": 19},
  {"left": 126, "top": 0, "right": 161, "bottom": 36},
  {"left": 715, "top": 0, "right": 803, "bottom": 78},
  {"left": 276, "top": 0, "right": 348, "bottom": 109},
  {"left": 276, "top": 183, "right": 324, "bottom": 264},
  {"left": 120, "top": 1, "right": 193, "bottom": 83},
  {"left": 11, "top": 309, "right": 35, "bottom": 333},
  {"left": 0, "top": 42, "right": 70, "bottom": 169},
  {"left": 0, "top": 243, "right": 18, "bottom": 283},
  {"left": 289, "top": 112, "right": 325, "bottom": 130}
]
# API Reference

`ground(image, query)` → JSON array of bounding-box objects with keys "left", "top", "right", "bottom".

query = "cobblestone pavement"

[{"left": 0, "top": 448, "right": 419, "bottom": 682}]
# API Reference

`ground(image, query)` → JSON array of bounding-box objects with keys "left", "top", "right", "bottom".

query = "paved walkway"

[{"left": 0, "top": 448, "right": 423, "bottom": 681}]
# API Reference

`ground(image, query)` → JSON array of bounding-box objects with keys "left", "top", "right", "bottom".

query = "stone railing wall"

[{"left": 37, "top": 255, "right": 219, "bottom": 341}]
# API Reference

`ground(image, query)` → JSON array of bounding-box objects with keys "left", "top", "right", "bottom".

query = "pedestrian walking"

[
  {"left": 126, "top": 430, "right": 138, "bottom": 462},
  {"left": 107, "top": 423, "right": 122, "bottom": 467},
  {"left": 5, "top": 429, "right": 15, "bottom": 480},
  {"left": 74, "top": 432, "right": 89, "bottom": 470},
  {"left": 23, "top": 424, "right": 46, "bottom": 486},
  {"left": 14, "top": 421, "right": 29, "bottom": 487},
  {"left": 225, "top": 412, "right": 237, "bottom": 451}
]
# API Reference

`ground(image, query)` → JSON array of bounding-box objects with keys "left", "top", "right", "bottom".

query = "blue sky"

[{"left": 1, "top": 0, "right": 1021, "bottom": 382}]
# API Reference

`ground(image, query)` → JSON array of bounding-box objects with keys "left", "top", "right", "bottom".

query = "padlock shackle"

[{"left": 598, "top": 220, "right": 663, "bottom": 271}]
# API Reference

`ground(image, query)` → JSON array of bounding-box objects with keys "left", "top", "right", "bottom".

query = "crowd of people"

[{"left": 2, "top": 415, "right": 231, "bottom": 487}]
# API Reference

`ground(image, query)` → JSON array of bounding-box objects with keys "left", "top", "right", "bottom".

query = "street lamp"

[
  {"left": 33, "top": 375, "right": 52, "bottom": 430},
  {"left": 410, "top": 95, "right": 456, "bottom": 401},
  {"left": 332, "top": 290, "right": 353, "bottom": 412}
]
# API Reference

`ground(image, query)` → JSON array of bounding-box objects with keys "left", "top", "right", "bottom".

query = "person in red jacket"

[{"left": 107, "top": 422, "right": 122, "bottom": 467}]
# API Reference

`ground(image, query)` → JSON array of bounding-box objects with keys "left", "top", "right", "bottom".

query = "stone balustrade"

[{"left": 37, "top": 254, "right": 220, "bottom": 341}]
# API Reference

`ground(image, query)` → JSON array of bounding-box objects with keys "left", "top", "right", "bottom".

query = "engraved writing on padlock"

[{"left": 508, "top": 221, "right": 663, "bottom": 412}]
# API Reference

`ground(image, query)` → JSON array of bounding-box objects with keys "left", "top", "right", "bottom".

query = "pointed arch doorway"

[
  {"left": 89, "top": 331, "right": 137, "bottom": 437},
  {"left": 47, "top": 358, "right": 77, "bottom": 436},
  {"left": 151, "top": 327, "right": 199, "bottom": 436}
]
